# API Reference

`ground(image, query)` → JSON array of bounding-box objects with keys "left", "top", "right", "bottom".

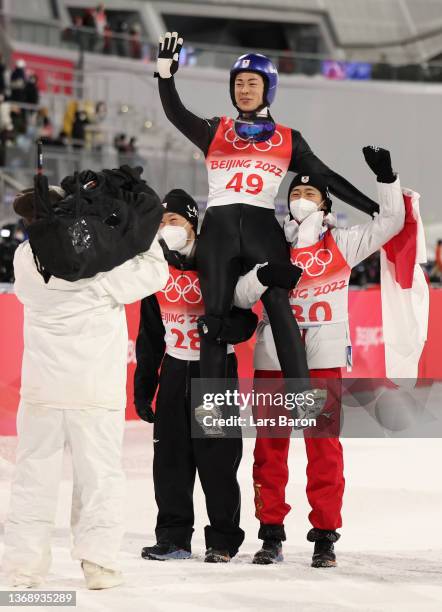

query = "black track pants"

[
  {"left": 153, "top": 353, "right": 244, "bottom": 557},
  {"left": 196, "top": 204, "right": 309, "bottom": 381}
]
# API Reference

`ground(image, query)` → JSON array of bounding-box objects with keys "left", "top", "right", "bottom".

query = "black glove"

[
  {"left": 158, "top": 237, "right": 187, "bottom": 270},
  {"left": 257, "top": 262, "right": 302, "bottom": 290},
  {"left": 197, "top": 314, "right": 223, "bottom": 342},
  {"left": 219, "top": 307, "right": 258, "bottom": 344},
  {"left": 135, "top": 402, "right": 155, "bottom": 423},
  {"left": 197, "top": 307, "right": 258, "bottom": 345},
  {"left": 154, "top": 31, "right": 183, "bottom": 79},
  {"left": 362, "top": 146, "right": 396, "bottom": 183}
]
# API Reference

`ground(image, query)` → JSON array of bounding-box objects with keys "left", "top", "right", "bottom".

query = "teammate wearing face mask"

[
  {"left": 134, "top": 189, "right": 257, "bottom": 564},
  {"left": 155, "top": 32, "right": 379, "bottom": 409},
  {"left": 158, "top": 188, "right": 198, "bottom": 261},
  {"left": 234, "top": 147, "right": 407, "bottom": 567}
]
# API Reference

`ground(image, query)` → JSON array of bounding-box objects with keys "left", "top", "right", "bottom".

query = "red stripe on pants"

[{"left": 253, "top": 368, "right": 345, "bottom": 530}]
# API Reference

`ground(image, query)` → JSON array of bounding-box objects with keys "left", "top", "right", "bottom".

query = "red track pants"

[{"left": 253, "top": 368, "right": 345, "bottom": 530}]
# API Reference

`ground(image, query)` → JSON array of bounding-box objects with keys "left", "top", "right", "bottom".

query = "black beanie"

[
  {"left": 288, "top": 174, "right": 332, "bottom": 212},
  {"left": 162, "top": 189, "right": 199, "bottom": 233}
]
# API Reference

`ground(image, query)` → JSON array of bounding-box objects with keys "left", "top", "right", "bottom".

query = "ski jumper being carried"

[{"left": 155, "top": 32, "right": 379, "bottom": 393}]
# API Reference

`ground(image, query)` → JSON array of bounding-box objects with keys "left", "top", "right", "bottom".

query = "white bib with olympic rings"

[
  {"left": 157, "top": 266, "right": 233, "bottom": 360},
  {"left": 289, "top": 230, "right": 351, "bottom": 327},
  {"left": 205, "top": 116, "right": 292, "bottom": 209}
]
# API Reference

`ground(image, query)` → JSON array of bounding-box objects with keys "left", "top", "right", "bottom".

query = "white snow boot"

[
  {"left": 9, "top": 574, "right": 42, "bottom": 589},
  {"left": 81, "top": 560, "right": 124, "bottom": 590}
]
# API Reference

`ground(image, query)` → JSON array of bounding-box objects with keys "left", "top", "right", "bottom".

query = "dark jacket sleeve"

[
  {"left": 290, "top": 130, "right": 380, "bottom": 217},
  {"left": 134, "top": 294, "right": 166, "bottom": 410},
  {"left": 158, "top": 77, "right": 219, "bottom": 156}
]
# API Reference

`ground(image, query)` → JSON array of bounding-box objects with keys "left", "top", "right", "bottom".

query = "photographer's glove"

[
  {"left": 155, "top": 31, "right": 183, "bottom": 79},
  {"left": 362, "top": 146, "right": 396, "bottom": 184}
]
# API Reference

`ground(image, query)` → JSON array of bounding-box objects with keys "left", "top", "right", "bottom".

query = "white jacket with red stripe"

[{"left": 234, "top": 178, "right": 405, "bottom": 370}]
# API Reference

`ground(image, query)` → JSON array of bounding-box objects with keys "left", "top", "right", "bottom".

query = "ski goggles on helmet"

[{"left": 234, "top": 116, "right": 276, "bottom": 143}]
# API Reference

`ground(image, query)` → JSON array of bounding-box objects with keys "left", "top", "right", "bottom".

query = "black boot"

[
  {"left": 253, "top": 539, "right": 283, "bottom": 565},
  {"left": 253, "top": 524, "right": 286, "bottom": 565},
  {"left": 204, "top": 548, "right": 231, "bottom": 563},
  {"left": 141, "top": 541, "right": 191, "bottom": 561},
  {"left": 307, "top": 528, "right": 340, "bottom": 568}
]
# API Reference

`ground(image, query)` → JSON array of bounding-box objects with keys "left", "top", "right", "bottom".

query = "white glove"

[
  {"left": 155, "top": 31, "right": 184, "bottom": 79},
  {"left": 283, "top": 214, "right": 299, "bottom": 245}
]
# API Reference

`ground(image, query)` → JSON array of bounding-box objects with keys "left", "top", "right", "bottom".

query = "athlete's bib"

[
  {"left": 289, "top": 231, "right": 351, "bottom": 327},
  {"left": 205, "top": 116, "right": 292, "bottom": 209},
  {"left": 157, "top": 266, "right": 233, "bottom": 360}
]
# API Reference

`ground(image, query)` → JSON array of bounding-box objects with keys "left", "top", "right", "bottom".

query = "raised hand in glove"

[
  {"left": 155, "top": 31, "right": 183, "bottom": 79},
  {"left": 362, "top": 146, "right": 396, "bottom": 184},
  {"left": 257, "top": 262, "right": 302, "bottom": 290},
  {"left": 135, "top": 401, "right": 155, "bottom": 423}
]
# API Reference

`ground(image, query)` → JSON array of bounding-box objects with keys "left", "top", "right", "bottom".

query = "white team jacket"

[
  {"left": 14, "top": 239, "right": 168, "bottom": 409},
  {"left": 234, "top": 178, "right": 405, "bottom": 370}
]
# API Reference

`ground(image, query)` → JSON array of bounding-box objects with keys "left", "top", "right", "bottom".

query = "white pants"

[{"left": 2, "top": 402, "right": 126, "bottom": 582}]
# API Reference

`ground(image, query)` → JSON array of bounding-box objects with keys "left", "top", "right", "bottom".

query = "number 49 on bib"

[{"left": 226, "top": 172, "right": 263, "bottom": 195}]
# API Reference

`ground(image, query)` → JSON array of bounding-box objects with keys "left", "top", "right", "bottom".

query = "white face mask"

[
  {"left": 289, "top": 198, "right": 320, "bottom": 223},
  {"left": 159, "top": 225, "right": 189, "bottom": 252}
]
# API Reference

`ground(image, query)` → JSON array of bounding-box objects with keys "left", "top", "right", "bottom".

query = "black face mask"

[{"left": 233, "top": 115, "right": 276, "bottom": 143}]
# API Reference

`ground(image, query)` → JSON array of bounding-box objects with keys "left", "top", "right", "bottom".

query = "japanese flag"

[{"left": 380, "top": 189, "right": 429, "bottom": 380}]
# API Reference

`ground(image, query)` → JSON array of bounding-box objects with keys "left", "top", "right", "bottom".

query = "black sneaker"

[
  {"left": 204, "top": 548, "right": 231, "bottom": 563},
  {"left": 307, "top": 528, "right": 340, "bottom": 568},
  {"left": 141, "top": 541, "right": 191, "bottom": 561},
  {"left": 252, "top": 540, "right": 283, "bottom": 565}
]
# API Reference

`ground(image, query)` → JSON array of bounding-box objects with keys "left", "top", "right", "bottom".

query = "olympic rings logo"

[
  {"left": 162, "top": 273, "right": 202, "bottom": 304},
  {"left": 291, "top": 249, "right": 333, "bottom": 277},
  {"left": 224, "top": 127, "right": 283, "bottom": 152}
]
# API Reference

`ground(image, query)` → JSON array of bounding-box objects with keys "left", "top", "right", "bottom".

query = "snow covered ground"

[{"left": 1, "top": 422, "right": 441, "bottom": 612}]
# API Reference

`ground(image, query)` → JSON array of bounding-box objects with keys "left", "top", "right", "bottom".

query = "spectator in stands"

[
  {"left": 72, "top": 110, "right": 89, "bottom": 149},
  {"left": 349, "top": 252, "right": 381, "bottom": 286},
  {"left": 114, "top": 133, "right": 129, "bottom": 153},
  {"left": 82, "top": 8, "right": 97, "bottom": 52},
  {"left": 0, "top": 223, "right": 26, "bottom": 283},
  {"left": 52, "top": 130, "right": 69, "bottom": 148},
  {"left": 0, "top": 102, "right": 14, "bottom": 165},
  {"left": 95, "top": 3, "right": 107, "bottom": 52},
  {"left": 36, "top": 108, "right": 54, "bottom": 142},
  {"left": 130, "top": 23, "right": 143, "bottom": 60},
  {"left": 115, "top": 20, "right": 130, "bottom": 58},
  {"left": 10, "top": 105, "right": 27, "bottom": 135},
  {"left": 0, "top": 54, "right": 7, "bottom": 101},
  {"left": 10, "top": 60, "right": 27, "bottom": 103},
  {"left": 95, "top": 100, "right": 107, "bottom": 121},
  {"left": 24, "top": 73, "right": 39, "bottom": 123},
  {"left": 24, "top": 73, "right": 39, "bottom": 107},
  {"left": 127, "top": 136, "right": 137, "bottom": 154},
  {"left": 103, "top": 23, "right": 114, "bottom": 55},
  {"left": 89, "top": 101, "right": 107, "bottom": 149}
]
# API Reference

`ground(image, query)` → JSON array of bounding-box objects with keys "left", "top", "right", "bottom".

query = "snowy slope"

[{"left": 1, "top": 424, "right": 441, "bottom": 612}]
